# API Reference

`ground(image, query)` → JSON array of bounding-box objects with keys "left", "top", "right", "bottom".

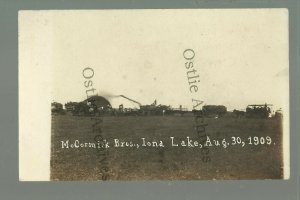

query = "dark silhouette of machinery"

[
  {"left": 71, "top": 96, "right": 112, "bottom": 116},
  {"left": 202, "top": 105, "right": 227, "bottom": 118},
  {"left": 117, "top": 95, "right": 172, "bottom": 116},
  {"left": 51, "top": 102, "right": 65, "bottom": 115},
  {"left": 56, "top": 95, "right": 275, "bottom": 119},
  {"left": 246, "top": 104, "right": 272, "bottom": 118},
  {"left": 274, "top": 108, "right": 283, "bottom": 118}
]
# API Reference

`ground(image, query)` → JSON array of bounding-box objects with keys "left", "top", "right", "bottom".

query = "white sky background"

[{"left": 47, "top": 9, "right": 289, "bottom": 112}]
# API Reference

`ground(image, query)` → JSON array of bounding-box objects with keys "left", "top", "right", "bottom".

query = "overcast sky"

[{"left": 42, "top": 9, "right": 289, "bottom": 111}]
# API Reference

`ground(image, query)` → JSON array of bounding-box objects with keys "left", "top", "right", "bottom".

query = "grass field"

[{"left": 51, "top": 114, "right": 283, "bottom": 180}]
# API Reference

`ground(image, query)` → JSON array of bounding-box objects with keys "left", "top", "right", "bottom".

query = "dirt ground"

[{"left": 51, "top": 114, "right": 283, "bottom": 180}]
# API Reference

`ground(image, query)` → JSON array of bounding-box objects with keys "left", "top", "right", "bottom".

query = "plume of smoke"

[
  {"left": 99, "top": 91, "right": 120, "bottom": 100},
  {"left": 99, "top": 91, "right": 142, "bottom": 106}
]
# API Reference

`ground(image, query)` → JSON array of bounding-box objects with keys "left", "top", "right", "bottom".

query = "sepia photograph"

[{"left": 19, "top": 9, "right": 289, "bottom": 181}]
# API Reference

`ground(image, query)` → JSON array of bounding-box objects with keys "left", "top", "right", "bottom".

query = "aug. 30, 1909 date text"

[{"left": 60, "top": 135, "right": 274, "bottom": 149}]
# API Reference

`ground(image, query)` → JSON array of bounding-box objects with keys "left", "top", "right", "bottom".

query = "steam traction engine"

[{"left": 245, "top": 104, "right": 272, "bottom": 118}]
